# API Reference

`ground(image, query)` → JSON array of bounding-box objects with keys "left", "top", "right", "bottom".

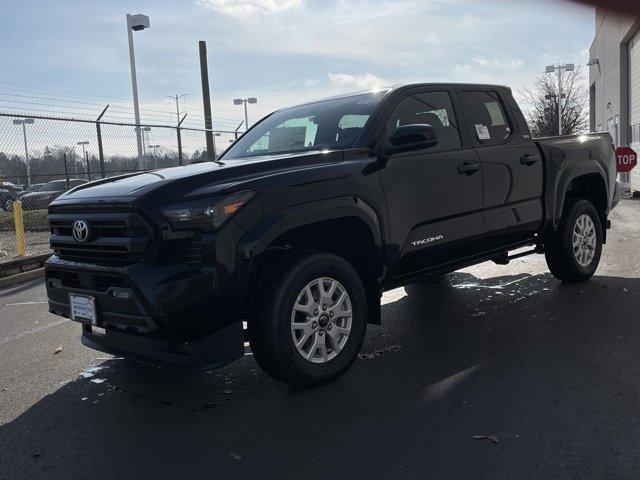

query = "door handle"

[
  {"left": 520, "top": 154, "right": 540, "bottom": 166},
  {"left": 457, "top": 162, "right": 481, "bottom": 175}
]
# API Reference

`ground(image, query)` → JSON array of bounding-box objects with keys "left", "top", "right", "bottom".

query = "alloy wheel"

[
  {"left": 290, "top": 277, "right": 353, "bottom": 363},
  {"left": 572, "top": 213, "right": 596, "bottom": 267}
]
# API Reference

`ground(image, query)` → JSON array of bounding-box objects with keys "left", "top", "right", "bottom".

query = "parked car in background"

[
  {"left": 21, "top": 179, "right": 87, "bottom": 210},
  {"left": 0, "top": 182, "right": 23, "bottom": 212},
  {"left": 19, "top": 182, "right": 48, "bottom": 196}
]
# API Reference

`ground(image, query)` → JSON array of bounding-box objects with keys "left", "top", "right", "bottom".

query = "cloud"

[
  {"left": 327, "top": 73, "right": 388, "bottom": 90},
  {"left": 472, "top": 58, "right": 525, "bottom": 69},
  {"left": 196, "top": 0, "right": 301, "bottom": 16}
]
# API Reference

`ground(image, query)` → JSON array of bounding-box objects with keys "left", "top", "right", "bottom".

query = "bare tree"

[{"left": 521, "top": 65, "right": 589, "bottom": 137}]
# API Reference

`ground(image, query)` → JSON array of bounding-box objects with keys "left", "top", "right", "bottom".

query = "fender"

[
  {"left": 551, "top": 162, "right": 608, "bottom": 228},
  {"left": 235, "top": 195, "right": 386, "bottom": 320},
  {"left": 537, "top": 134, "right": 614, "bottom": 229}
]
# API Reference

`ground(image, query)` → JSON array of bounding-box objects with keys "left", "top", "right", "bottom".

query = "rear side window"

[
  {"left": 462, "top": 91, "right": 512, "bottom": 145},
  {"left": 386, "top": 91, "right": 461, "bottom": 152}
]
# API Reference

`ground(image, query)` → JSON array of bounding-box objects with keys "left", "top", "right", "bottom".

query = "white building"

[{"left": 589, "top": 8, "right": 640, "bottom": 194}]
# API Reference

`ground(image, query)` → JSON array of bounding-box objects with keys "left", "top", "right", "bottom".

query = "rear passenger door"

[
  {"left": 458, "top": 88, "right": 544, "bottom": 249},
  {"left": 377, "top": 87, "right": 485, "bottom": 279}
]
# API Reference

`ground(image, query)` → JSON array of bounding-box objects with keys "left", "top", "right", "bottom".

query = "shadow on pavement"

[{"left": 2, "top": 271, "right": 640, "bottom": 479}]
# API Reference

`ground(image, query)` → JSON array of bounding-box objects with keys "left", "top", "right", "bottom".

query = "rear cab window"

[{"left": 461, "top": 91, "right": 513, "bottom": 146}]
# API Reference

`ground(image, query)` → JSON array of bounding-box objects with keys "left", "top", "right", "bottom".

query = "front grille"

[
  {"left": 48, "top": 269, "right": 130, "bottom": 291},
  {"left": 49, "top": 210, "right": 152, "bottom": 264}
]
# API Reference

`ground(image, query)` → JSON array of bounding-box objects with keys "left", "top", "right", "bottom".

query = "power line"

[
  {"left": 0, "top": 82, "right": 246, "bottom": 116},
  {"left": 0, "top": 98, "right": 243, "bottom": 127}
]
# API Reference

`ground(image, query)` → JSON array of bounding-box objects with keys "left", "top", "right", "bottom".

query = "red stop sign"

[{"left": 616, "top": 146, "right": 637, "bottom": 173}]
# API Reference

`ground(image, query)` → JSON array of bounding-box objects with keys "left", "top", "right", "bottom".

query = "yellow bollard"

[{"left": 13, "top": 200, "right": 25, "bottom": 256}]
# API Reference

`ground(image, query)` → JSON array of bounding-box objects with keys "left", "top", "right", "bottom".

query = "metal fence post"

[
  {"left": 177, "top": 113, "right": 188, "bottom": 166},
  {"left": 96, "top": 105, "right": 109, "bottom": 179},
  {"left": 177, "top": 128, "right": 183, "bottom": 166},
  {"left": 13, "top": 201, "right": 25, "bottom": 257},
  {"left": 63, "top": 153, "right": 70, "bottom": 187}
]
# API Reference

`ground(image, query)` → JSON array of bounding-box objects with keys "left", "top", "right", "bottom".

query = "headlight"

[{"left": 160, "top": 190, "right": 255, "bottom": 230}]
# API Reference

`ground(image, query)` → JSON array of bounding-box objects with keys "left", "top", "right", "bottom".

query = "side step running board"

[{"left": 491, "top": 244, "right": 544, "bottom": 265}]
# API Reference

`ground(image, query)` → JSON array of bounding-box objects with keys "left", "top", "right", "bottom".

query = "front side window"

[
  {"left": 222, "top": 91, "right": 388, "bottom": 159},
  {"left": 462, "top": 91, "right": 512, "bottom": 145},
  {"left": 385, "top": 91, "right": 461, "bottom": 152}
]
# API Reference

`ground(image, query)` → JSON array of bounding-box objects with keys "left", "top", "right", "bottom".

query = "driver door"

[{"left": 377, "top": 88, "right": 486, "bottom": 279}]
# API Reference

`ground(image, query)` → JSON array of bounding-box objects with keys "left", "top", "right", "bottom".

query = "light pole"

[
  {"left": 545, "top": 63, "right": 574, "bottom": 136},
  {"left": 77, "top": 141, "right": 90, "bottom": 180},
  {"left": 148, "top": 144, "right": 160, "bottom": 168},
  {"left": 233, "top": 97, "right": 257, "bottom": 131},
  {"left": 126, "top": 13, "right": 150, "bottom": 166},
  {"left": 141, "top": 126, "right": 151, "bottom": 161},
  {"left": 12, "top": 118, "right": 34, "bottom": 187},
  {"left": 213, "top": 132, "right": 221, "bottom": 158}
]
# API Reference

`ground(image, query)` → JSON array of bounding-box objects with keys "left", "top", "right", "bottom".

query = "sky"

[{"left": 0, "top": 0, "right": 594, "bottom": 133}]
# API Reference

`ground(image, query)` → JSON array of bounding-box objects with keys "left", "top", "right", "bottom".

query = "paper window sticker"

[{"left": 475, "top": 124, "right": 490, "bottom": 140}]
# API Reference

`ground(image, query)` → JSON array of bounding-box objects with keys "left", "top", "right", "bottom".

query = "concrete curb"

[{"left": 0, "top": 267, "right": 45, "bottom": 289}]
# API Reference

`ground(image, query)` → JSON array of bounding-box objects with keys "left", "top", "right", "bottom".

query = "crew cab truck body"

[{"left": 45, "top": 83, "right": 619, "bottom": 387}]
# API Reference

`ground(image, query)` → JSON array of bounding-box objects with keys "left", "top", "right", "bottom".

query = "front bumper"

[
  {"left": 45, "top": 255, "right": 245, "bottom": 368},
  {"left": 81, "top": 322, "right": 244, "bottom": 370}
]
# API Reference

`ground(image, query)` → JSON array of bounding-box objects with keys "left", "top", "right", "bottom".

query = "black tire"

[
  {"left": 249, "top": 252, "right": 367, "bottom": 388},
  {"left": 545, "top": 198, "right": 603, "bottom": 283},
  {"left": 2, "top": 198, "right": 12, "bottom": 212}
]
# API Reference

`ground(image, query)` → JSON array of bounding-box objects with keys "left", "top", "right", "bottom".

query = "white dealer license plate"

[{"left": 69, "top": 294, "right": 97, "bottom": 325}]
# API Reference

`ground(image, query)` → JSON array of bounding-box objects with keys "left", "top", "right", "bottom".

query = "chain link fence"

[{"left": 0, "top": 112, "right": 239, "bottom": 263}]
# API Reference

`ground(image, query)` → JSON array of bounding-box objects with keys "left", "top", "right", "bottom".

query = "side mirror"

[{"left": 383, "top": 124, "right": 439, "bottom": 155}]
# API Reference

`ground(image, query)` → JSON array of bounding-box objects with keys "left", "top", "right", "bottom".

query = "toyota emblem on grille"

[{"left": 72, "top": 220, "right": 90, "bottom": 242}]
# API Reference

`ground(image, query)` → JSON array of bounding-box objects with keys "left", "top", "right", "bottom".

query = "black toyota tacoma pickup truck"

[{"left": 45, "top": 83, "right": 620, "bottom": 387}]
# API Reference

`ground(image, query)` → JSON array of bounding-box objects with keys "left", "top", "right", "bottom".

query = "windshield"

[
  {"left": 25, "top": 184, "right": 45, "bottom": 193},
  {"left": 222, "top": 91, "right": 387, "bottom": 160}
]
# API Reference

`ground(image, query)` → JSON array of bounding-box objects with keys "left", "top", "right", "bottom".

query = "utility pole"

[
  {"left": 167, "top": 94, "right": 187, "bottom": 123},
  {"left": 198, "top": 41, "right": 216, "bottom": 161},
  {"left": 77, "top": 141, "right": 89, "bottom": 180}
]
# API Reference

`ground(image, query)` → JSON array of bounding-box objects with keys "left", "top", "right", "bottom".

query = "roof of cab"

[{"left": 285, "top": 82, "right": 512, "bottom": 109}]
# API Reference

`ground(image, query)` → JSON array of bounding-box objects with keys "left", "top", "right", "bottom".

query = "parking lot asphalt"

[{"left": 1, "top": 200, "right": 639, "bottom": 480}]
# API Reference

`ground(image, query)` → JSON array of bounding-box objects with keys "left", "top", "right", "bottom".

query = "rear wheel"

[
  {"left": 250, "top": 252, "right": 367, "bottom": 388},
  {"left": 545, "top": 199, "right": 603, "bottom": 283}
]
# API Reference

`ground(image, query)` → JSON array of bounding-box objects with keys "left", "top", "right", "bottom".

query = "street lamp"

[
  {"left": 233, "top": 97, "right": 258, "bottom": 131},
  {"left": 545, "top": 63, "right": 574, "bottom": 136},
  {"left": 148, "top": 144, "right": 161, "bottom": 168},
  {"left": 140, "top": 126, "right": 153, "bottom": 162},
  {"left": 77, "top": 141, "right": 90, "bottom": 180},
  {"left": 126, "top": 13, "right": 150, "bottom": 165},
  {"left": 12, "top": 118, "right": 35, "bottom": 187}
]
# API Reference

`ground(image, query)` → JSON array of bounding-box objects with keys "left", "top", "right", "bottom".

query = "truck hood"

[{"left": 53, "top": 150, "right": 342, "bottom": 204}]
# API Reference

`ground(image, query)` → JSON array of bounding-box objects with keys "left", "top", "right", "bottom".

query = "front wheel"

[
  {"left": 249, "top": 252, "right": 367, "bottom": 388},
  {"left": 545, "top": 199, "right": 603, "bottom": 283}
]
